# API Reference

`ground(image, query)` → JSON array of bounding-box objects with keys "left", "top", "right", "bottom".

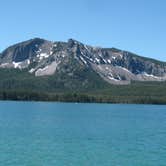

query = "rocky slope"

[{"left": 0, "top": 38, "right": 166, "bottom": 85}]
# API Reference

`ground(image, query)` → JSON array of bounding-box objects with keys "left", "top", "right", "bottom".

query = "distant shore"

[{"left": 0, "top": 90, "right": 166, "bottom": 105}]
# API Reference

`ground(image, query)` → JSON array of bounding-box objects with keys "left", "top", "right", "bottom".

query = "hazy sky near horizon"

[{"left": 1, "top": 0, "right": 166, "bottom": 61}]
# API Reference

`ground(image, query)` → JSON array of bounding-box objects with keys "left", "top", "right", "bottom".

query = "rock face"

[{"left": 0, "top": 38, "right": 166, "bottom": 84}]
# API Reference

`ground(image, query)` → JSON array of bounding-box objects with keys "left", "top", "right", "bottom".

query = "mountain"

[
  {"left": 0, "top": 38, "right": 166, "bottom": 104},
  {"left": 1, "top": 38, "right": 166, "bottom": 85}
]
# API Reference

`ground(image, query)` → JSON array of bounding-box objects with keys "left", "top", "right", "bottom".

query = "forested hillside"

[{"left": 0, "top": 68, "right": 166, "bottom": 104}]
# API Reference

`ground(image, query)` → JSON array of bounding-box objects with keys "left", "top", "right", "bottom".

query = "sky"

[{"left": 0, "top": 0, "right": 166, "bottom": 61}]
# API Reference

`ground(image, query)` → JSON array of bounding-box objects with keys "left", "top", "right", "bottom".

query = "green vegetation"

[{"left": 0, "top": 68, "right": 166, "bottom": 104}]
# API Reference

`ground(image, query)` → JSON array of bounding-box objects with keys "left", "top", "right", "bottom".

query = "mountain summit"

[{"left": 0, "top": 38, "right": 166, "bottom": 85}]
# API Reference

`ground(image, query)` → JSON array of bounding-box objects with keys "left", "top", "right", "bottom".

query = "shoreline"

[{"left": 0, "top": 98, "right": 166, "bottom": 105}]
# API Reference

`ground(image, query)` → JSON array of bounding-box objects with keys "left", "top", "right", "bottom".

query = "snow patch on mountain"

[
  {"left": 142, "top": 72, "right": 159, "bottom": 79},
  {"left": 29, "top": 68, "right": 35, "bottom": 73},
  {"left": 80, "top": 56, "right": 87, "bottom": 64},
  {"left": 35, "top": 61, "right": 59, "bottom": 76},
  {"left": 13, "top": 59, "right": 30, "bottom": 69},
  {"left": 0, "top": 63, "right": 10, "bottom": 68}
]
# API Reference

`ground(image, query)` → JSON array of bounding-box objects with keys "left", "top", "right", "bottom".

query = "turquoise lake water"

[{"left": 0, "top": 101, "right": 166, "bottom": 166}]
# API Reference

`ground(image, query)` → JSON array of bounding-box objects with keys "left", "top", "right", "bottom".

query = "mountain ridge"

[
  {"left": 0, "top": 38, "right": 166, "bottom": 85},
  {"left": 1, "top": 38, "right": 165, "bottom": 63}
]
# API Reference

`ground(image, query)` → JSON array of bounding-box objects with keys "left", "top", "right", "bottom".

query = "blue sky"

[{"left": 1, "top": 0, "right": 166, "bottom": 61}]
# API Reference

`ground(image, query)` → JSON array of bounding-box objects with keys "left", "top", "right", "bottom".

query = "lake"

[{"left": 0, "top": 101, "right": 166, "bottom": 166}]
